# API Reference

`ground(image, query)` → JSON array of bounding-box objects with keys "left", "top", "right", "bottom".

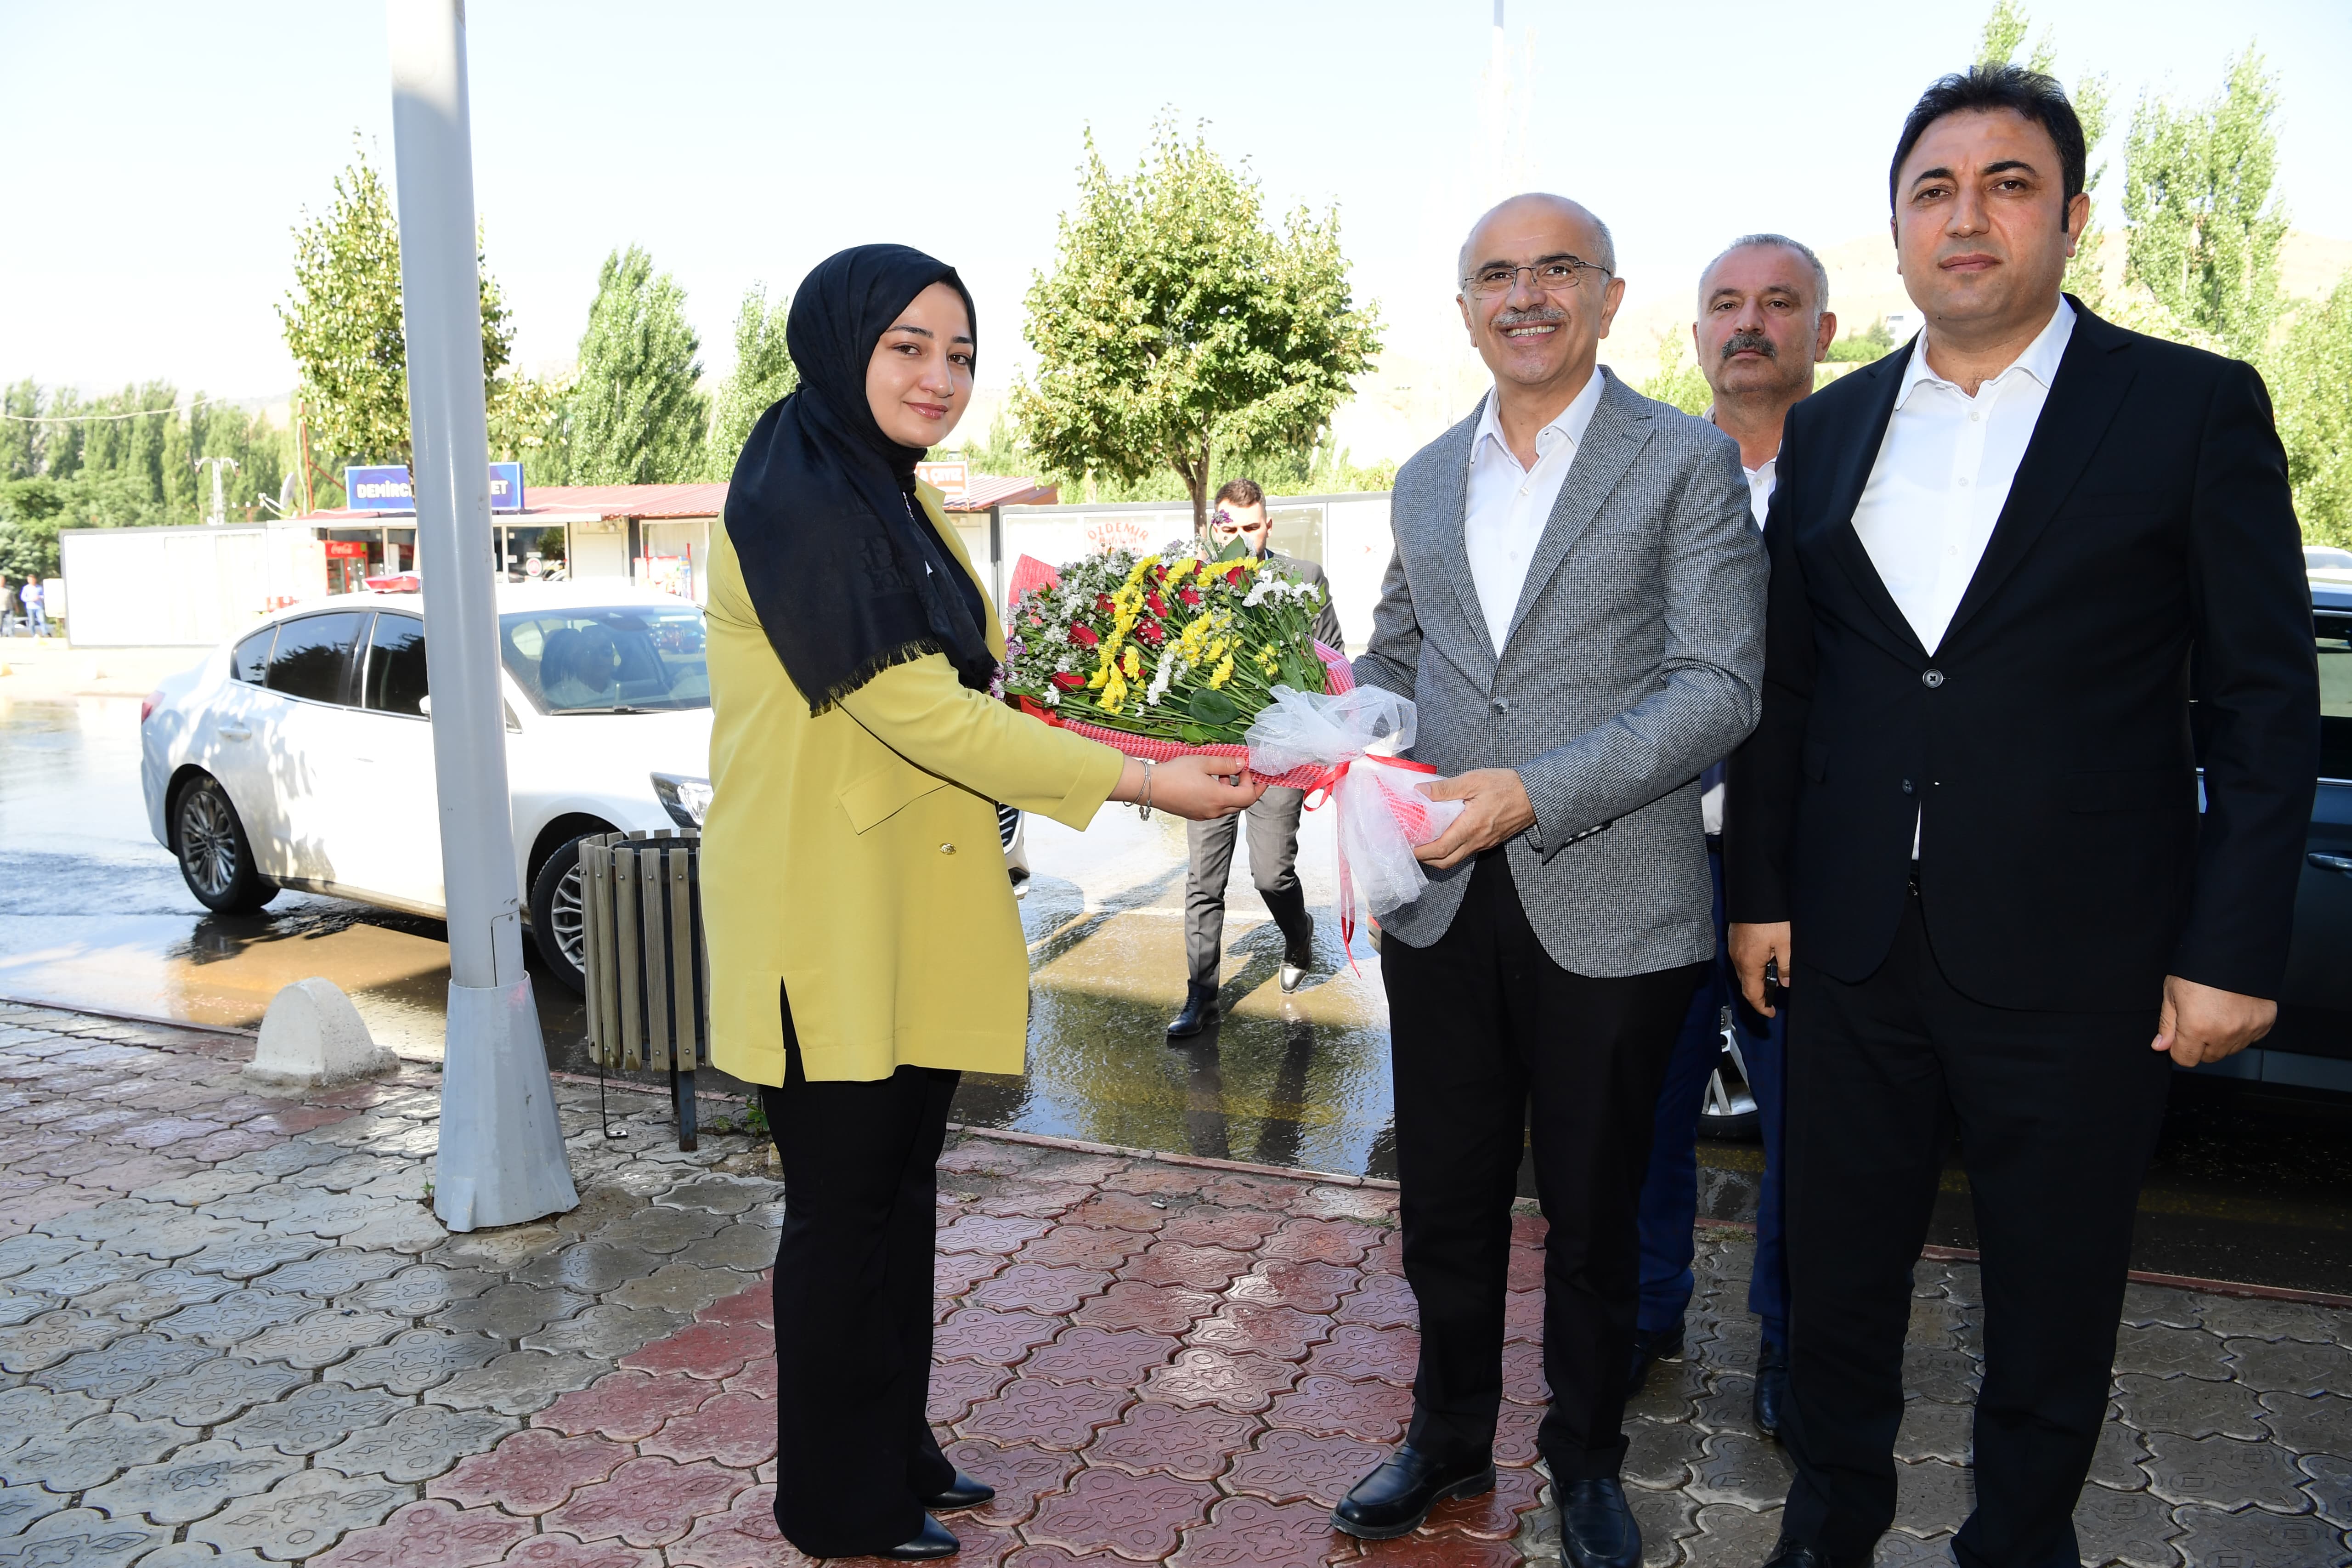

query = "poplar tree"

[
  {"left": 565, "top": 245, "right": 709, "bottom": 485},
  {"left": 707, "top": 283, "right": 797, "bottom": 478}
]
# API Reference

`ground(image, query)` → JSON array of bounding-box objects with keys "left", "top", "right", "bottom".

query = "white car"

[{"left": 141, "top": 582, "right": 1029, "bottom": 994}]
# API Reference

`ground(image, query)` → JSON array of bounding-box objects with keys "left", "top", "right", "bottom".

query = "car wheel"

[
  {"left": 172, "top": 774, "right": 277, "bottom": 915},
  {"left": 1697, "top": 1013, "right": 1761, "bottom": 1142},
  {"left": 528, "top": 832, "right": 604, "bottom": 995}
]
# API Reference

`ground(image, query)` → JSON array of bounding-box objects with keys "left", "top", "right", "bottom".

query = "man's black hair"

[{"left": 1889, "top": 64, "right": 2086, "bottom": 210}]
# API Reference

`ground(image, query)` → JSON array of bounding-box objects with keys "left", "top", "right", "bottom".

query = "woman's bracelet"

[{"left": 1137, "top": 759, "right": 1155, "bottom": 822}]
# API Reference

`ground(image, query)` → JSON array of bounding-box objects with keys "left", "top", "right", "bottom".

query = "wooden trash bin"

[{"left": 578, "top": 829, "right": 709, "bottom": 1149}]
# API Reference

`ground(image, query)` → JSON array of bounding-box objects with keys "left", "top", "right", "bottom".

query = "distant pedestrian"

[
  {"left": 20, "top": 580, "right": 45, "bottom": 638},
  {"left": 1166, "top": 477, "right": 1346, "bottom": 1037}
]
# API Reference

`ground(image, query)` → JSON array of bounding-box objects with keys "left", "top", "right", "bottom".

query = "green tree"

[
  {"left": 2122, "top": 49, "right": 2286, "bottom": 362},
  {"left": 0, "top": 381, "right": 40, "bottom": 481},
  {"left": 2270, "top": 275, "right": 2352, "bottom": 546},
  {"left": 1825, "top": 318, "right": 1896, "bottom": 363},
  {"left": 706, "top": 283, "right": 797, "bottom": 478},
  {"left": 1638, "top": 328, "right": 1713, "bottom": 417},
  {"left": 277, "top": 144, "right": 514, "bottom": 466},
  {"left": 489, "top": 371, "right": 575, "bottom": 488},
  {"left": 1975, "top": 2, "right": 2110, "bottom": 307},
  {"left": 566, "top": 245, "right": 709, "bottom": 485},
  {"left": 1014, "top": 120, "right": 1382, "bottom": 532}
]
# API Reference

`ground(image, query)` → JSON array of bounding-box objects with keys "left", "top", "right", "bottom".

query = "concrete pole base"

[
  {"left": 244, "top": 979, "right": 399, "bottom": 1093},
  {"left": 433, "top": 976, "right": 579, "bottom": 1232}
]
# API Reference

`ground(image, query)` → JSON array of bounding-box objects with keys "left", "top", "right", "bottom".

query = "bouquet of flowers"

[{"left": 1000, "top": 546, "right": 1350, "bottom": 785}]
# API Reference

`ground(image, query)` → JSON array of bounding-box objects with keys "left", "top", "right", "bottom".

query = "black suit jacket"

[{"left": 1725, "top": 300, "right": 2318, "bottom": 1011}]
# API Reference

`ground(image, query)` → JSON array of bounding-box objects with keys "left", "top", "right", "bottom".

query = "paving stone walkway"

[{"left": 0, "top": 1001, "right": 2346, "bottom": 1567}]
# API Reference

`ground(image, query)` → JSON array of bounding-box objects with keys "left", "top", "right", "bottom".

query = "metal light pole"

[{"left": 388, "top": 0, "right": 577, "bottom": 1231}]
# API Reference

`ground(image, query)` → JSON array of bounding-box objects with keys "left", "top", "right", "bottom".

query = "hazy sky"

[{"left": 3, "top": 0, "right": 2347, "bottom": 401}]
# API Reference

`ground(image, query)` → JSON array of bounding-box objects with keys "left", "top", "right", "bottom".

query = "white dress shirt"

[
  {"left": 1464, "top": 370, "right": 1606, "bottom": 659},
  {"left": 1741, "top": 456, "right": 1776, "bottom": 528},
  {"left": 1851, "top": 298, "right": 2075, "bottom": 656},
  {"left": 1852, "top": 297, "right": 2075, "bottom": 855}
]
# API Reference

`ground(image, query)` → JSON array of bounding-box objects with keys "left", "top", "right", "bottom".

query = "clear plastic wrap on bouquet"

[{"left": 1245, "top": 686, "right": 1464, "bottom": 948}]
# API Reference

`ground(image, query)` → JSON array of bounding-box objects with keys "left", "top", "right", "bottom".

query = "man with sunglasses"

[
  {"left": 1168, "top": 477, "right": 1347, "bottom": 1037},
  {"left": 1334, "top": 193, "right": 1764, "bottom": 1568}
]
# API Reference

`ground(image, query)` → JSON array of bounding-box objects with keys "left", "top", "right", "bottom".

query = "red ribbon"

[{"left": 1294, "top": 752, "right": 1440, "bottom": 972}]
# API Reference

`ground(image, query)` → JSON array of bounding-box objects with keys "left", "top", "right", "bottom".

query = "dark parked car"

[{"left": 2205, "top": 572, "right": 2352, "bottom": 1092}]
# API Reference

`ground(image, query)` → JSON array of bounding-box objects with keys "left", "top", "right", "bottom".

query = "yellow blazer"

[{"left": 702, "top": 481, "right": 1124, "bottom": 1085}]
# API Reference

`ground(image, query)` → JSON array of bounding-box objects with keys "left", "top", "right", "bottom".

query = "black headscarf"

[{"left": 722, "top": 244, "right": 994, "bottom": 714}]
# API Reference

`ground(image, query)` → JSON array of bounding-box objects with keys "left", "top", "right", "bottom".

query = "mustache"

[
  {"left": 1720, "top": 330, "right": 1776, "bottom": 360},
  {"left": 1493, "top": 304, "right": 1567, "bottom": 330}
]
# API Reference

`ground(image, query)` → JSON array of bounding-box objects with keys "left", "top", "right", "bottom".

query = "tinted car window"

[
  {"left": 2318, "top": 615, "right": 2352, "bottom": 782},
  {"left": 231, "top": 626, "right": 276, "bottom": 684},
  {"left": 265, "top": 612, "right": 366, "bottom": 705},
  {"left": 363, "top": 613, "right": 430, "bottom": 716},
  {"left": 500, "top": 604, "right": 709, "bottom": 713}
]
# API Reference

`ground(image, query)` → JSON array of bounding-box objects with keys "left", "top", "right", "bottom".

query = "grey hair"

[
  {"left": 1700, "top": 233, "right": 1829, "bottom": 316},
  {"left": 1458, "top": 193, "right": 1617, "bottom": 281}
]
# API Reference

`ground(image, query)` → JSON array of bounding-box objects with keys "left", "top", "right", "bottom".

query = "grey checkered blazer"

[{"left": 1352, "top": 368, "right": 1767, "bottom": 977}]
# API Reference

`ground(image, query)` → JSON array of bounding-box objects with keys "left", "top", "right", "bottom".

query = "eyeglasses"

[
  {"left": 1460, "top": 257, "right": 1612, "bottom": 298},
  {"left": 1210, "top": 509, "right": 1270, "bottom": 536}
]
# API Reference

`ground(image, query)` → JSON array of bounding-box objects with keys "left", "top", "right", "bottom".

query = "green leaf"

[
  {"left": 1180, "top": 722, "right": 1213, "bottom": 744},
  {"left": 1188, "top": 687, "right": 1239, "bottom": 727},
  {"left": 1214, "top": 535, "right": 1251, "bottom": 562}
]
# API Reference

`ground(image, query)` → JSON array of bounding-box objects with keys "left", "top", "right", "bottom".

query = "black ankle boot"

[{"left": 1167, "top": 982, "right": 1218, "bottom": 1038}]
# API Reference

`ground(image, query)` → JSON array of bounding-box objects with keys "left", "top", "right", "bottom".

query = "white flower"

[{"left": 1044, "top": 688, "right": 1060, "bottom": 708}]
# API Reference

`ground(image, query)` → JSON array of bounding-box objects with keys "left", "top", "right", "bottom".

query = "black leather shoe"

[
  {"left": 879, "top": 1514, "right": 960, "bottom": 1559},
  {"left": 1167, "top": 983, "right": 1218, "bottom": 1038},
  {"left": 1280, "top": 922, "right": 1315, "bottom": 992},
  {"left": 1557, "top": 1477, "right": 1641, "bottom": 1568},
  {"left": 1760, "top": 1535, "right": 1846, "bottom": 1568},
  {"left": 918, "top": 1469, "right": 995, "bottom": 1511},
  {"left": 1330, "top": 1445, "right": 1495, "bottom": 1539},
  {"left": 1626, "top": 1322, "right": 1685, "bottom": 1397},
  {"left": 1753, "top": 1340, "right": 1789, "bottom": 1441}
]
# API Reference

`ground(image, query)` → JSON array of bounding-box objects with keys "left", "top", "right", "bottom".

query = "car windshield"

[{"left": 501, "top": 604, "right": 709, "bottom": 714}]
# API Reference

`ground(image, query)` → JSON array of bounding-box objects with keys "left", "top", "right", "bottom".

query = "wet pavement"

[
  {"left": 7, "top": 688, "right": 2352, "bottom": 1296},
  {"left": 4, "top": 1002, "right": 2349, "bottom": 1568}
]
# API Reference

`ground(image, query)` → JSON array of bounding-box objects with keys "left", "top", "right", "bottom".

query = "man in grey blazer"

[{"left": 1331, "top": 193, "right": 1766, "bottom": 1568}]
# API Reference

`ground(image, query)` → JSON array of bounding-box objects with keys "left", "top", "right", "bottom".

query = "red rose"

[
  {"left": 1051, "top": 672, "right": 1085, "bottom": 691},
  {"left": 1070, "top": 624, "right": 1100, "bottom": 647},
  {"left": 1146, "top": 592, "right": 1168, "bottom": 617},
  {"left": 1095, "top": 594, "right": 1116, "bottom": 615},
  {"left": 1177, "top": 588, "right": 1202, "bottom": 608},
  {"left": 1137, "top": 621, "right": 1166, "bottom": 647}
]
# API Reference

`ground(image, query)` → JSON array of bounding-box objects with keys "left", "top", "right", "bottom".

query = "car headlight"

[{"left": 652, "top": 773, "right": 712, "bottom": 832}]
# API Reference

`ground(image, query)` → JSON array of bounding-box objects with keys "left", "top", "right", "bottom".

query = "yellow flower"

[
  {"left": 1122, "top": 646, "right": 1142, "bottom": 679},
  {"left": 1087, "top": 663, "right": 1109, "bottom": 691},
  {"left": 1164, "top": 559, "right": 1196, "bottom": 586},
  {"left": 1209, "top": 654, "right": 1235, "bottom": 690}
]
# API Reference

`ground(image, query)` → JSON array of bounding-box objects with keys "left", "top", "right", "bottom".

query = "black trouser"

[
  {"left": 1382, "top": 852, "right": 1703, "bottom": 1481},
  {"left": 760, "top": 1002, "right": 959, "bottom": 1559},
  {"left": 1184, "top": 786, "right": 1311, "bottom": 987},
  {"left": 1781, "top": 882, "right": 2169, "bottom": 1568}
]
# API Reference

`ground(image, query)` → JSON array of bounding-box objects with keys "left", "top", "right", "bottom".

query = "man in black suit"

[{"left": 1724, "top": 66, "right": 2318, "bottom": 1568}]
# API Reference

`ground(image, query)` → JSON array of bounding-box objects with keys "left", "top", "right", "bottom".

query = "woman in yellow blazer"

[{"left": 705, "top": 245, "right": 1260, "bottom": 1562}]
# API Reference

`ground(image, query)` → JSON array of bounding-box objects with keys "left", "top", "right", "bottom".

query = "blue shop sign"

[
  {"left": 342, "top": 464, "right": 528, "bottom": 514},
  {"left": 489, "top": 462, "right": 525, "bottom": 514},
  {"left": 345, "top": 465, "right": 414, "bottom": 511}
]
